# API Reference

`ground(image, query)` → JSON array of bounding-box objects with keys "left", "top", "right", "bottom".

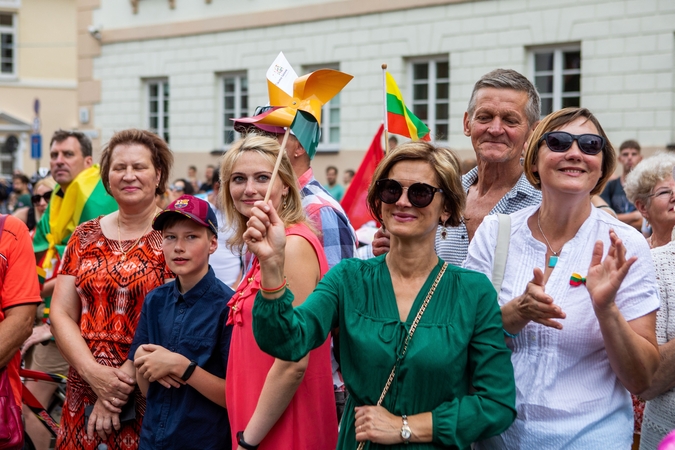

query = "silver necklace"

[
  {"left": 537, "top": 211, "right": 563, "bottom": 268},
  {"left": 117, "top": 213, "right": 151, "bottom": 262}
]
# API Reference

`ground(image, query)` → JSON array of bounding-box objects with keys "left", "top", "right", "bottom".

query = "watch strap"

[{"left": 180, "top": 360, "right": 197, "bottom": 381}]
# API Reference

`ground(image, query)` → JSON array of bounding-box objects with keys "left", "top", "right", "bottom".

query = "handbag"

[
  {"left": 0, "top": 367, "right": 22, "bottom": 450},
  {"left": 356, "top": 262, "right": 448, "bottom": 450},
  {"left": 0, "top": 214, "right": 23, "bottom": 450}
]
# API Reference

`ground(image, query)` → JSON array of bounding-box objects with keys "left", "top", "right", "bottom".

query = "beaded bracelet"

[
  {"left": 502, "top": 328, "right": 519, "bottom": 339},
  {"left": 260, "top": 276, "right": 288, "bottom": 295}
]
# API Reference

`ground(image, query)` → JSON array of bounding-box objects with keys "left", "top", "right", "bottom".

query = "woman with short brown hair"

[
  {"left": 466, "top": 107, "right": 660, "bottom": 448},
  {"left": 51, "top": 129, "right": 173, "bottom": 449}
]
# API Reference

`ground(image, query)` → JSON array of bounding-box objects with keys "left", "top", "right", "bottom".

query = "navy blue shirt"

[
  {"left": 600, "top": 177, "right": 636, "bottom": 214},
  {"left": 130, "top": 266, "right": 234, "bottom": 450}
]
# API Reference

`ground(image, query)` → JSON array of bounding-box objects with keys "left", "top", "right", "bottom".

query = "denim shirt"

[{"left": 130, "top": 266, "right": 234, "bottom": 450}]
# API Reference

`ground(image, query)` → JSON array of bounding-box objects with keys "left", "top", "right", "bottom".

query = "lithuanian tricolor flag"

[
  {"left": 386, "top": 72, "right": 431, "bottom": 141},
  {"left": 33, "top": 164, "right": 118, "bottom": 268}
]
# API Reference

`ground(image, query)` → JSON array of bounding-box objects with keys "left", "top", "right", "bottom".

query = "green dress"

[{"left": 252, "top": 256, "right": 516, "bottom": 450}]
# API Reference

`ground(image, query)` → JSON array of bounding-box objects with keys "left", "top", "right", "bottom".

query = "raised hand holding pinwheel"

[{"left": 235, "top": 66, "right": 353, "bottom": 202}]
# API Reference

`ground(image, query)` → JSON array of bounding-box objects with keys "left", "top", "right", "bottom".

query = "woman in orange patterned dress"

[{"left": 51, "top": 129, "right": 174, "bottom": 450}]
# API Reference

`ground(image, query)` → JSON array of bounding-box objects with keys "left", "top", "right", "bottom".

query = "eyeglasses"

[
  {"left": 375, "top": 179, "right": 443, "bottom": 208},
  {"left": 31, "top": 191, "right": 52, "bottom": 205},
  {"left": 539, "top": 131, "right": 605, "bottom": 155},
  {"left": 648, "top": 188, "right": 675, "bottom": 200},
  {"left": 170, "top": 185, "right": 184, "bottom": 192}
]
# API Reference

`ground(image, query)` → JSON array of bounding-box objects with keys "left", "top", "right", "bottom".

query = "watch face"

[{"left": 401, "top": 427, "right": 412, "bottom": 440}]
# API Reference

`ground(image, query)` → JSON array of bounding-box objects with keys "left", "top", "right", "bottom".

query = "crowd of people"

[{"left": 0, "top": 66, "right": 673, "bottom": 450}]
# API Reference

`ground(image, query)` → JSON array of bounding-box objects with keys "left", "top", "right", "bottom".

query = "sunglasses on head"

[
  {"left": 539, "top": 131, "right": 605, "bottom": 155},
  {"left": 31, "top": 191, "right": 52, "bottom": 205},
  {"left": 375, "top": 179, "right": 443, "bottom": 208}
]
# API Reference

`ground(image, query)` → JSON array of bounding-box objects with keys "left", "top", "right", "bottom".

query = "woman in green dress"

[{"left": 246, "top": 141, "right": 516, "bottom": 450}]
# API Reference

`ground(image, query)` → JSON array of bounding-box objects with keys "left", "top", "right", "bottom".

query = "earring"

[
  {"left": 439, "top": 219, "right": 447, "bottom": 240},
  {"left": 519, "top": 157, "right": 525, "bottom": 166},
  {"left": 282, "top": 196, "right": 288, "bottom": 209}
]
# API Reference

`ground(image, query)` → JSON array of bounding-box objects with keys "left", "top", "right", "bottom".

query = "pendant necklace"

[
  {"left": 537, "top": 211, "right": 563, "bottom": 268},
  {"left": 117, "top": 214, "right": 151, "bottom": 262}
]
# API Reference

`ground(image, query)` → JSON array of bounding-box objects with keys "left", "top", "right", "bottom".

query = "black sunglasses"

[
  {"left": 375, "top": 179, "right": 443, "bottom": 208},
  {"left": 31, "top": 191, "right": 52, "bottom": 205},
  {"left": 539, "top": 131, "right": 605, "bottom": 155}
]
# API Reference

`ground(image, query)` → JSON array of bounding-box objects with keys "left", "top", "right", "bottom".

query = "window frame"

[
  {"left": 146, "top": 78, "right": 170, "bottom": 143},
  {"left": 303, "top": 63, "right": 341, "bottom": 153},
  {"left": 0, "top": 10, "right": 17, "bottom": 79},
  {"left": 219, "top": 71, "right": 248, "bottom": 149},
  {"left": 406, "top": 56, "right": 449, "bottom": 142},
  {"left": 529, "top": 44, "right": 581, "bottom": 118}
]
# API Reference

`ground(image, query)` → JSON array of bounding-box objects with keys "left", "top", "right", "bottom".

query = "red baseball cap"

[{"left": 152, "top": 194, "right": 218, "bottom": 236}]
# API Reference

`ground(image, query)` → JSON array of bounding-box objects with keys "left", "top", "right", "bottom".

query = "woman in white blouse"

[{"left": 465, "top": 107, "right": 660, "bottom": 449}]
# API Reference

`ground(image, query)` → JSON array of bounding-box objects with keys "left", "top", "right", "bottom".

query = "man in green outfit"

[{"left": 323, "top": 165, "right": 345, "bottom": 201}]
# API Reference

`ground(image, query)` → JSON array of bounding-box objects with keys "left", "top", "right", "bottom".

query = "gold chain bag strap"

[{"left": 356, "top": 262, "right": 448, "bottom": 450}]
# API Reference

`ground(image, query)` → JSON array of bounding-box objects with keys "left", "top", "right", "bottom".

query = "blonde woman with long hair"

[{"left": 221, "top": 134, "right": 337, "bottom": 450}]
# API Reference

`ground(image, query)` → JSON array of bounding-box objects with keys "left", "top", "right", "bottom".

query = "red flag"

[{"left": 341, "top": 124, "right": 384, "bottom": 230}]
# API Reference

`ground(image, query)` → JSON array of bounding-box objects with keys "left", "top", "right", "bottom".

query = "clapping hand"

[
  {"left": 513, "top": 268, "right": 566, "bottom": 330},
  {"left": 586, "top": 229, "right": 636, "bottom": 314}
]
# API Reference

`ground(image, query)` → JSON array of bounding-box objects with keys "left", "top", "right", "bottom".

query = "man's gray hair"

[{"left": 467, "top": 69, "right": 541, "bottom": 126}]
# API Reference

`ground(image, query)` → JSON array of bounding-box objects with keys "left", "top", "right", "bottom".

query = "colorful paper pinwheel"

[{"left": 235, "top": 69, "right": 353, "bottom": 158}]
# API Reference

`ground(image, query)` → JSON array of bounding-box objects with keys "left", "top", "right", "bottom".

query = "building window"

[
  {"left": 532, "top": 47, "right": 581, "bottom": 117},
  {"left": 222, "top": 73, "right": 248, "bottom": 146},
  {"left": 409, "top": 58, "right": 449, "bottom": 141},
  {"left": 0, "top": 12, "right": 16, "bottom": 76},
  {"left": 304, "top": 63, "right": 341, "bottom": 151},
  {"left": 148, "top": 79, "right": 169, "bottom": 143}
]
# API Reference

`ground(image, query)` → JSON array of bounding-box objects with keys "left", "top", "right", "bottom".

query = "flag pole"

[
  {"left": 382, "top": 63, "right": 389, "bottom": 155},
  {"left": 264, "top": 127, "right": 291, "bottom": 203}
]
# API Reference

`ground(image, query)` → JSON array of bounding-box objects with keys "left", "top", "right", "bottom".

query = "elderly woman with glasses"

[
  {"left": 622, "top": 153, "right": 675, "bottom": 446},
  {"left": 622, "top": 156, "right": 675, "bottom": 449},
  {"left": 247, "top": 141, "right": 516, "bottom": 450},
  {"left": 624, "top": 153, "right": 675, "bottom": 249},
  {"left": 465, "top": 107, "right": 660, "bottom": 449}
]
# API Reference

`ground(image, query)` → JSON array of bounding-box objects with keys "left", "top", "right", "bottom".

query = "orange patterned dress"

[{"left": 55, "top": 218, "right": 170, "bottom": 450}]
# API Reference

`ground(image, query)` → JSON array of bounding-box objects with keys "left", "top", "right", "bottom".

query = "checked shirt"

[
  {"left": 298, "top": 168, "right": 357, "bottom": 268},
  {"left": 435, "top": 167, "right": 542, "bottom": 266}
]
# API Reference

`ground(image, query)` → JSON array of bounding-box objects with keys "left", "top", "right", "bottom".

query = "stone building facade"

[{"left": 78, "top": 0, "right": 675, "bottom": 181}]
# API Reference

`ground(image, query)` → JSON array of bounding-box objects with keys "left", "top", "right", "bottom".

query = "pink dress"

[{"left": 226, "top": 223, "right": 338, "bottom": 450}]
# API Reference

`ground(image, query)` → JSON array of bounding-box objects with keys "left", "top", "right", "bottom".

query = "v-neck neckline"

[{"left": 382, "top": 257, "right": 444, "bottom": 323}]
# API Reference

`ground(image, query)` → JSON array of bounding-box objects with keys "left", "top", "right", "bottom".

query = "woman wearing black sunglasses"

[
  {"left": 247, "top": 141, "right": 516, "bottom": 449},
  {"left": 12, "top": 176, "right": 56, "bottom": 233},
  {"left": 466, "top": 107, "right": 660, "bottom": 449}
]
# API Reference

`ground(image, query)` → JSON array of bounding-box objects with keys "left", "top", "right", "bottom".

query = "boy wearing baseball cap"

[{"left": 130, "top": 195, "right": 233, "bottom": 449}]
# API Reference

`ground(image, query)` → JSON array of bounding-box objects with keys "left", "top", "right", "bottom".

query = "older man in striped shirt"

[{"left": 372, "top": 69, "right": 542, "bottom": 265}]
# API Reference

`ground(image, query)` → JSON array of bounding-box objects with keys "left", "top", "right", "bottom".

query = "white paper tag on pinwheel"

[{"left": 266, "top": 51, "right": 298, "bottom": 97}]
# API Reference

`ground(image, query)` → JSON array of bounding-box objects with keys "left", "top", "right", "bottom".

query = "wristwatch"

[
  {"left": 400, "top": 415, "right": 411, "bottom": 444},
  {"left": 180, "top": 360, "right": 197, "bottom": 381}
]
